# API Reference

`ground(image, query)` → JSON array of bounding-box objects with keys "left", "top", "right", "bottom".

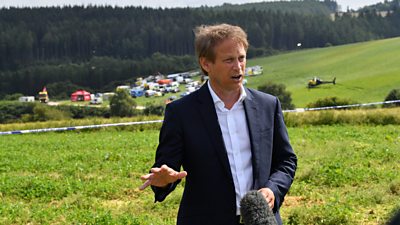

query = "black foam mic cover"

[{"left": 240, "top": 190, "right": 278, "bottom": 225}]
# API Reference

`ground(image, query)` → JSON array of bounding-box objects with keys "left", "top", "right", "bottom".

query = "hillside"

[
  {"left": 245, "top": 37, "right": 400, "bottom": 107},
  {"left": 2, "top": 5, "right": 400, "bottom": 97}
]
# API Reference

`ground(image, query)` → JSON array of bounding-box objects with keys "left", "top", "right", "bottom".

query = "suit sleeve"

[
  {"left": 151, "top": 102, "right": 185, "bottom": 202},
  {"left": 266, "top": 97, "right": 297, "bottom": 211}
]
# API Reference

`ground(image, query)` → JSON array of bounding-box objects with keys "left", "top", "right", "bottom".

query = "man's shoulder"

[
  {"left": 245, "top": 87, "right": 277, "bottom": 102},
  {"left": 167, "top": 88, "right": 202, "bottom": 109}
]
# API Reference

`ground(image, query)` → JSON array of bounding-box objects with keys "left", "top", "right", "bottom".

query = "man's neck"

[{"left": 209, "top": 82, "right": 241, "bottom": 110}]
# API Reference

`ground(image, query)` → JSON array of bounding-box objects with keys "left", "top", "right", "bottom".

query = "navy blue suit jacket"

[{"left": 152, "top": 83, "right": 297, "bottom": 225}]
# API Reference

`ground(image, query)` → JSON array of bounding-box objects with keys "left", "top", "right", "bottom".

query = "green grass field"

[
  {"left": 1, "top": 125, "right": 399, "bottom": 224},
  {"left": 245, "top": 37, "right": 400, "bottom": 107}
]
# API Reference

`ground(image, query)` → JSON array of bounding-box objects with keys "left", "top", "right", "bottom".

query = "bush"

[
  {"left": 3, "top": 93, "right": 24, "bottom": 101},
  {"left": 0, "top": 101, "right": 112, "bottom": 124},
  {"left": 110, "top": 89, "right": 137, "bottom": 117},
  {"left": 0, "top": 102, "right": 36, "bottom": 123},
  {"left": 306, "top": 96, "right": 358, "bottom": 109},
  {"left": 33, "top": 104, "right": 70, "bottom": 121},
  {"left": 283, "top": 108, "right": 400, "bottom": 127},
  {"left": 143, "top": 103, "right": 165, "bottom": 116},
  {"left": 258, "top": 81, "right": 295, "bottom": 110},
  {"left": 384, "top": 88, "right": 400, "bottom": 107},
  {"left": 56, "top": 105, "right": 110, "bottom": 119}
]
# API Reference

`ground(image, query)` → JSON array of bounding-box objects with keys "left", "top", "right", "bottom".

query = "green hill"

[{"left": 246, "top": 37, "right": 400, "bottom": 108}]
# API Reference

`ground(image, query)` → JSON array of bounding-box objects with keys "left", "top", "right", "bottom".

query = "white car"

[{"left": 90, "top": 97, "right": 103, "bottom": 104}]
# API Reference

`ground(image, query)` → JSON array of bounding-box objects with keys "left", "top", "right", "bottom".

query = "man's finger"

[
  {"left": 140, "top": 173, "right": 153, "bottom": 181},
  {"left": 139, "top": 179, "right": 152, "bottom": 190},
  {"left": 150, "top": 167, "right": 162, "bottom": 173},
  {"left": 175, "top": 171, "right": 187, "bottom": 179},
  {"left": 268, "top": 200, "right": 274, "bottom": 209}
]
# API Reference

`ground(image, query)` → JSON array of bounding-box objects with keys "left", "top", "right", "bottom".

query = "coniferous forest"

[{"left": 1, "top": 0, "right": 400, "bottom": 98}]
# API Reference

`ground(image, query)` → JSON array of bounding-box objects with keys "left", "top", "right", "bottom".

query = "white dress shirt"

[{"left": 207, "top": 81, "right": 253, "bottom": 215}]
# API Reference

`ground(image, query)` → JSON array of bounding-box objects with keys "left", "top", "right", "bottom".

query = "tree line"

[
  {"left": 1, "top": 0, "right": 400, "bottom": 97},
  {"left": 213, "top": 0, "right": 338, "bottom": 15}
]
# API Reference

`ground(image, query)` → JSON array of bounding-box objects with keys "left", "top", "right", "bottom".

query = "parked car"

[
  {"left": 90, "top": 94, "right": 103, "bottom": 104},
  {"left": 130, "top": 88, "right": 144, "bottom": 98},
  {"left": 145, "top": 90, "right": 156, "bottom": 97}
]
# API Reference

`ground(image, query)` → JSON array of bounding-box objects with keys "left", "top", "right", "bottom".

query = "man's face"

[{"left": 201, "top": 38, "right": 246, "bottom": 94}]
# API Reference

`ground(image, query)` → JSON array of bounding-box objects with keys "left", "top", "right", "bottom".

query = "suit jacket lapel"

[
  {"left": 243, "top": 88, "right": 261, "bottom": 187},
  {"left": 196, "top": 84, "right": 233, "bottom": 179}
]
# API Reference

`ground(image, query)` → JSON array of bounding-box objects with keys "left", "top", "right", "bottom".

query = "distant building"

[
  {"left": 19, "top": 96, "right": 35, "bottom": 102},
  {"left": 116, "top": 85, "right": 131, "bottom": 91},
  {"left": 330, "top": 10, "right": 392, "bottom": 21},
  {"left": 245, "top": 65, "right": 263, "bottom": 76},
  {"left": 102, "top": 92, "right": 115, "bottom": 101}
]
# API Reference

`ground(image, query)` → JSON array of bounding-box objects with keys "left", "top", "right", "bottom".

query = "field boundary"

[
  {"left": 1, "top": 100, "right": 399, "bottom": 135},
  {"left": 0, "top": 120, "right": 163, "bottom": 135},
  {"left": 283, "top": 100, "right": 400, "bottom": 112}
]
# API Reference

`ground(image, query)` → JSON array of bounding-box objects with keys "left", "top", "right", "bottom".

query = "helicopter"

[{"left": 308, "top": 77, "right": 336, "bottom": 88}]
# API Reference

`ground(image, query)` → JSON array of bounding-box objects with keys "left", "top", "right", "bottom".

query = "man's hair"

[{"left": 194, "top": 23, "right": 248, "bottom": 75}]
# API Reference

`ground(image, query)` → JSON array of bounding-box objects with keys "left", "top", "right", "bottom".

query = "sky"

[{"left": 0, "top": 0, "right": 385, "bottom": 11}]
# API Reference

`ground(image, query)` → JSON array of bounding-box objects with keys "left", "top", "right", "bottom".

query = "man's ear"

[{"left": 199, "top": 57, "right": 210, "bottom": 74}]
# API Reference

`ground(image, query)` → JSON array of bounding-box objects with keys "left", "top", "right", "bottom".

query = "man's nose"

[{"left": 233, "top": 59, "right": 243, "bottom": 70}]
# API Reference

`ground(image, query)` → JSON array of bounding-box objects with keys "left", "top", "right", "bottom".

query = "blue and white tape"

[
  {"left": 283, "top": 100, "right": 400, "bottom": 113},
  {"left": 1, "top": 100, "right": 399, "bottom": 135},
  {"left": 0, "top": 120, "right": 163, "bottom": 135}
]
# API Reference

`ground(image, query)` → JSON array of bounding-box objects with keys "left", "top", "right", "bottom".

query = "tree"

[
  {"left": 47, "top": 81, "right": 89, "bottom": 100},
  {"left": 1, "top": 5, "right": 399, "bottom": 96},
  {"left": 3, "top": 93, "right": 23, "bottom": 101},
  {"left": 384, "top": 88, "right": 400, "bottom": 107},
  {"left": 109, "top": 89, "right": 137, "bottom": 117},
  {"left": 306, "top": 96, "right": 358, "bottom": 109},
  {"left": 258, "top": 81, "right": 295, "bottom": 110}
]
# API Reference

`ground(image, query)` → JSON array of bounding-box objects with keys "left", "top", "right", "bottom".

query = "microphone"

[{"left": 240, "top": 190, "right": 278, "bottom": 225}]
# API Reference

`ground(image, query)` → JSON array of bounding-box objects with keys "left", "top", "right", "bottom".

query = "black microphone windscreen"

[{"left": 240, "top": 190, "right": 278, "bottom": 225}]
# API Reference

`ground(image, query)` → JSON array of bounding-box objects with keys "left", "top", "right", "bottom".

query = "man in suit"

[{"left": 140, "top": 23, "right": 297, "bottom": 225}]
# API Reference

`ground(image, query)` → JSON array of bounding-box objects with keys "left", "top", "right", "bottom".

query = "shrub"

[
  {"left": 143, "top": 103, "right": 165, "bottom": 116},
  {"left": 3, "top": 93, "right": 24, "bottom": 101},
  {"left": 0, "top": 102, "right": 36, "bottom": 123},
  {"left": 33, "top": 104, "right": 70, "bottom": 121},
  {"left": 384, "top": 88, "right": 400, "bottom": 107},
  {"left": 0, "top": 101, "right": 113, "bottom": 124},
  {"left": 306, "top": 96, "right": 358, "bottom": 109},
  {"left": 56, "top": 105, "right": 110, "bottom": 119},
  {"left": 284, "top": 108, "right": 400, "bottom": 127},
  {"left": 110, "top": 89, "right": 137, "bottom": 117},
  {"left": 258, "top": 81, "right": 295, "bottom": 110}
]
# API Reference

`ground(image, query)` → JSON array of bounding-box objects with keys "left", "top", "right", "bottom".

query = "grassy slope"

[
  {"left": 47, "top": 38, "right": 399, "bottom": 109},
  {"left": 246, "top": 37, "right": 400, "bottom": 107}
]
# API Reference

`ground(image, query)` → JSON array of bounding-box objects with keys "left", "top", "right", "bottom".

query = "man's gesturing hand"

[{"left": 139, "top": 164, "right": 187, "bottom": 190}]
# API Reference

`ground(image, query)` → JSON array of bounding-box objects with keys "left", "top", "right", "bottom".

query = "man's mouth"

[{"left": 231, "top": 74, "right": 242, "bottom": 80}]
